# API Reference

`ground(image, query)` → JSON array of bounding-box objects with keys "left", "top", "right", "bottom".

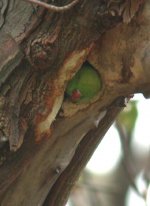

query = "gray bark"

[{"left": 0, "top": 0, "right": 149, "bottom": 205}]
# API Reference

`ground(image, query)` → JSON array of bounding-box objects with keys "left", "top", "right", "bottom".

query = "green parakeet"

[{"left": 66, "top": 63, "right": 102, "bottom": 103}]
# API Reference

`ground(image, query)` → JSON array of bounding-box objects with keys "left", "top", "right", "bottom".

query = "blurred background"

[{"left": 66, "top": 94, "right": 150, "bottom": 206}]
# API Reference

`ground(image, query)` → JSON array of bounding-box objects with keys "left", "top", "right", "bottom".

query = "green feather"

[{"left": 66, "top": 63, "right": 102, "bottom": 103}]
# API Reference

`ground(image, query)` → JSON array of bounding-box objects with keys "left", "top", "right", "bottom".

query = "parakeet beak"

[{"left": 70, "top": 89, "right": 81, "bottom": 102}]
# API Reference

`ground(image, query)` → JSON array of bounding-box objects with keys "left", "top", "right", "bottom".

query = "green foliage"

[
  {"left": 117, "top": 101, "right": 138, "bottom": 136},
  {"left": 66, "top": 63, "right": 102, "bottom": 103}
]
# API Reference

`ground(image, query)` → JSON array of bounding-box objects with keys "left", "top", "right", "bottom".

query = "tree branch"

[
  {"left": 115, "top": 121, "right": 143, "bottom": 197},
  {"left": 43, "top": 105, "right": 123, "bottom": 206},
  {"left": 24, "top": 0, "right": 81, "bottom": 12}
]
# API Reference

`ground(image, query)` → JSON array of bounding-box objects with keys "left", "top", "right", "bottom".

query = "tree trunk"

[{"left": 0, "top": 0, "right": 149, "bottom": 205}]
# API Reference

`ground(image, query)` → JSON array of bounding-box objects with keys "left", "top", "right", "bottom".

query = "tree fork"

[{"left": 0, "top": 0, "right": 149, "bottom": 205}]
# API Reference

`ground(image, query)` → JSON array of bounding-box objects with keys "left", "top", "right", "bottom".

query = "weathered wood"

[
  {"left": 0, "top": 0, "right": 122, "bottom": 151},
  {"left": 43, "top": 106, "right": 122, "bottom": 206},
  {"left": 0, "top": 0, "right": 149, "bottom": 205}
]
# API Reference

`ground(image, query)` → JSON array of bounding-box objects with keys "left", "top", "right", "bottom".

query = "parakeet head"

[{"left": 66, "top": 63, "right": 102, "bottom": 103}]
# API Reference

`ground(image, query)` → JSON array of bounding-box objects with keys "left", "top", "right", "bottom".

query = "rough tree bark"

[{"left": 0, "top": 0, "right": 149, "bottom": 205}]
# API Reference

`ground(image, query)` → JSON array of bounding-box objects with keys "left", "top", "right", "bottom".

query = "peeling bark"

[{"left": 0, "top": 0, "right": 149, "bottom": 205}]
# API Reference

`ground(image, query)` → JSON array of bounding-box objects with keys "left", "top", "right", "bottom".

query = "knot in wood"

[{"left": 27, "top": 33, "right": 59, "bottom": 71}]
